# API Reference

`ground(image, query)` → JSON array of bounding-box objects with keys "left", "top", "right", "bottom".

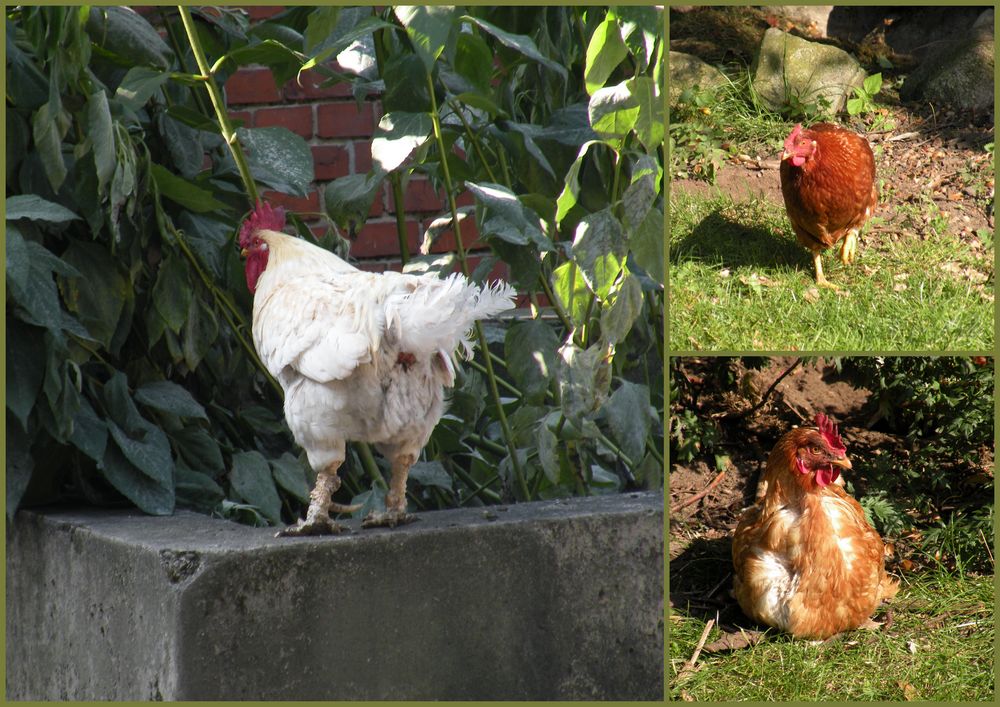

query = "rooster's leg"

[
  {"left": 276, "top": 463, "right": 361, "bottom": 537},
  {"left": 813, "top": 253, "right": 838, "bottom": 290},
  {"left": 362, "top": 453, "right": 418, "bottom": 528},
  {"left": 840, "top": 229, "right": 858, "bottom": 264}
]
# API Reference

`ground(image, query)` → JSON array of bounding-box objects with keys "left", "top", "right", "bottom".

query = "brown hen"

[
  {"left": 732, "top": 414, "right": 898, "bottom": 639},
  {"left": 780, "top": 123, "right": 878, "bottom": 289}
]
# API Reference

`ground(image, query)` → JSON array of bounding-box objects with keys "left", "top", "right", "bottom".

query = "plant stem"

[
  {"left": 177, "top": 6, "right": 258, "bottom": 206},
  {"left": 357, "top": 442, "right": 388, "bottom": 490},
  {"left": 389, "top": 172, "right": 410, "bottom": 264},
  {"left": 425, "top": 71, "right": 530, "bottom": 501}
]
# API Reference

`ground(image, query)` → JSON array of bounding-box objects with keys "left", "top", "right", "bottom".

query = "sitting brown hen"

[
  {"left": 732, "top": 414, "right": 898, "bottom": 639},
  {"left": 780, "top": 123, "right": 878, "bottom": 289}
]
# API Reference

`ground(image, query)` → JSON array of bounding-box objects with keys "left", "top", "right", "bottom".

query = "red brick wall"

[{"left": 222, "top": 6, "right": 493, "bottom": 276}]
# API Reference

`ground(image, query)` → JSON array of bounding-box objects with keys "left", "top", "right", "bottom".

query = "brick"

[
  {"left": 349, "top": 220, "right": 421, "bottom": 259},
  {"left": 263, "top": 189, "right": 321, "bottom": 215},
  {"left": 355, "top": 260, "right": 396, "bottom": 273},
  {"left": 317, "top": 102, "right": 376, "bottom": 139},
  {"left": 312, "top": 145, "right": 351, "bottom": 181},
  {"left": 253, "top": 105, "right": 313, "bottom": 138},
  {"left": 390, "top": 179, "right": 446, "bottom": 215},
  {"left": 465, "top": 255, "right": 513, "bottom": 286},
  {"left": 428, "top": 220, "right": 485, "bottom": 254},
  {"left": 353, "top": 141, "right": 373, "bottom": 173},
  {"left": 246, "top": 6, "right": 283, "bottom": 20},
  {"left": 225, "top": 68, "right": 281, "bottom": 105},
  {"left": 282, "top": 68, "right": 354, "bottom": 101}
]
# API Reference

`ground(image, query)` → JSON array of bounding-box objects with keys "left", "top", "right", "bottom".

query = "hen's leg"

[
  {"left": 840, "top": 229, "right": 859, "bottom": 265},
  {"left": 813, "top": 252, "right": 838, "bottom": 290},
  {"left": 276, "top": 462, "right": 361, "bottom": 537},
  {"left": 362, "top": 452, "right": 418, "bottom": 528}
]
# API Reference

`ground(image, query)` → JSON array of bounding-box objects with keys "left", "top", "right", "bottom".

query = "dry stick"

[
  {"left": 706, "top": 572, "right": 731, "bottom": 600},
  {"left": 671, "top": 468, "right": 727, "bottom": 514},
  {"left": 737, "top": 357, "right": 803, "bottom": 419},
  {"left": 677, "top": 619, "right": 715, "bottom": 682}
]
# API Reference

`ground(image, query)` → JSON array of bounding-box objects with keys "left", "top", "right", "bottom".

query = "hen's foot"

[
  {"left": 361, "top": 510, "right": 418, "bottom": 529},
  {"left": 275, "top": 517, "right": 350, "bottom": 538},
  {"left": 840, "top": 231, "right": 858, "bottom": 265},
  {"left": 815, "top": 276, "right": 840, "bottom": 291}
]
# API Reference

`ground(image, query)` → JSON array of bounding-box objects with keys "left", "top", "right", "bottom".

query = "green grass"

[
  {"left": 669, "top": 192, "right": 994, "bottom": 351},
  {"left": 669, "top": 570, "right": 995, "bottom": 701}
]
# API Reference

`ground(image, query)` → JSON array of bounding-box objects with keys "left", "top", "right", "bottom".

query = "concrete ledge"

[{"left": 7, "top": 493, "right": 664, "bottom": 700}]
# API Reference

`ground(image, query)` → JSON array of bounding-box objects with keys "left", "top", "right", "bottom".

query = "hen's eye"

[{"left": 809, "top": 446, "right": 821, "bottom": 455}]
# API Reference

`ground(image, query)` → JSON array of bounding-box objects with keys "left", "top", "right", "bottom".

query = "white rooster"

[{"left": 238, "top": 202, "right": 516, "bottom": 536}]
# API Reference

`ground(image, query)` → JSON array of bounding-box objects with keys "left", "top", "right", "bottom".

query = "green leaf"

[
  {"left": 600, "top": 273, "right": 643, "bottom": 345},
  {"left": 175, "top": 465, "right": 225, "bottom": 513},
  {"left": 464, "top": 181, "right": 552, "bottom": 250},
  {"left": 409, "top": 460, "right": 453, "bottom": 491},
  {"left": 5, "top": 225, "right": 30, "bottom": 294},
  {"left": 230, "top": 451, "right": 283, "bottom": 524},
  {"left": 324, "top": 172, "right": 385, "bottom": 231},
  {"left": 6, "top": 320, "right": 46, "bottom": 430},
  {"left": 86, "top": 6, "right": 172, "bottom": 70},
  {"left": 6, "top": 194, "right": 81, "bottom": 224},
  {"left": 454, "top": 31, "right": 494, "bottom": 92},
  {"left": 7, "top": 241, "right": 79, "bottom": 332},
  {"left": 572, "top": 209, "right": 626, "bottom": 300},
  {"left": 462, "top": 16, "right": 567, "bottom": 81},
  {"left": 551, "top": 261, "right": 590, "bottom": 328},
  {"left": 584, "top": 14, "right": 628, "bottom": 94},
  {"left": 270, "top": 453, "right": 311, "bottom": 503},
  {"left": 223, "top": 39, "right": 301, "bottom": 86},
  {"left": 371, "top": 111, "right": 434, "bottom": 173},
  {"left": 150, "top": 163, "right": 228, "bottom": 213},
  {"left": 173, "top": 425, "right": 225, "bottom": 476},
  {"left": 115, "top": 66, "right": 171, "bottom": 112},
  {"left": 555, "top": 140, "right": 600, "bottom": 224},
  {"left": 239, "top": 127, "right": 315, "bottom": 198},
  {"left": 108, "top": 419, "right": 174, "bottom": 489},
  {"left": 536, "top": 422, "right": 560, "bottom": 483},
  {"left": 7, "top": 419, "right": 35, "bottom": 519},
  {"left": 59, "top": 241, "right": 129, "bottom": 349},
  {"left": 100, "top": 441, "right": 175, "bottom": 516},
  {"left": 588, "top": 81, "right": 639, "bottom": 138},
  {"left": 102, "top": 370, "right": 144, "bottom": 434},
  {"left": 629, "top": 202, "right": 664, "bottom": 285},
  {"left": 135, "top": 381, "right": 208, "bottom": 420},
  {"left": 847, "top": 97, "right": 863, "bottom": 116},
  {"left": 863, "top": 72, "right": 882, "bottom": 96},
  {"left": 152, "top": 254, "right": 192, "bottom": 334},
  {"left": 622, "top": 155, "right": 660, "bottom": 231},
  {"left": 86, "top": 90, "right": 116, "bottom": 191},
  {"left": 628, "top": 76, "right": 664, "bottom": 153},
  {"left": 69, "top": 397, "right": 109, "bottom": 463},
  {"left": 182, "top": 297, "right": 219, "bottom": 370},
  {"left": 504, "top": 320, "right": 560, "bottom": 404},
  {"left": 603, "top": 380, "right": 652, "bottom": 464},
  {"left": 32, "top": 101, "right": 68, "bottom": 192},
  {"left": 159, "top": 113, "right": 204, "bottom": 180},
  {"left": 394, "top": 6, "right": 457, "bottom": 73},
  {"left": 304, "top": 7, "right": 341, "bottom": 53}
]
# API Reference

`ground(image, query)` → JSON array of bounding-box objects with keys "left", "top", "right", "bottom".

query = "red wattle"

[
  {"left": 815, "top": 465, "right": 839, "bottom": 487},
  {"left": 245, "top": 250, "right": 268, "bottom": 293}
]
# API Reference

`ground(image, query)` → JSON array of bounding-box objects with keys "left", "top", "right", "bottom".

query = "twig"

[
  {"left": 676, "top": 619, "right": 714, "bottom": 683},
  {"left": 738, "top": 357, "right": 803, "bottom": 419},
  {"left": 671, "top": 468, "right": 727, "bottom": 514},
  {"left": 706, "top": 572, "right": 731, "bottom": 600}
]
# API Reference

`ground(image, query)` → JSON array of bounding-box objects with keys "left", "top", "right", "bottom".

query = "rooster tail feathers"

[{"left": 387, "top": 274, "right": 516, "bottom": 358}]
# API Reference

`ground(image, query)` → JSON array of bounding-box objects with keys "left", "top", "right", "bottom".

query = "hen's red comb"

[
  {"left": 239, "top": 201, "right": 286, "bottom": 249},
  {"left": 816, "top": 413, "right": 846, "bottom": 454},
  {"left": 784, "top": 123, "right": 804, "bottom": 152}
]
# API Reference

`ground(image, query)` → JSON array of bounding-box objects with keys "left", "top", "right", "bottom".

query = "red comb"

[
  {"left": 783, "top": 123, "right": 804, "bottom": 152},
  {"left": 239, "top": 200, "right": 286, "bottom": 249},
  {"left": 816, "top": 413, "right": 846, "bottom": 454}
]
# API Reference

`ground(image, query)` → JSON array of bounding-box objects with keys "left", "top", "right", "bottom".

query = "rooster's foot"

[
  {"left": 361, "top": 510, "right": 418, "bottom": 529},
  {"left": 275, "top": 517, "right": 350, "bottom": 538}
]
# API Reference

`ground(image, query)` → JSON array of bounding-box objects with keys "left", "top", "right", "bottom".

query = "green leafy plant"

[{"left": 6, "top": 6, "right": 664, "bottom": 525}]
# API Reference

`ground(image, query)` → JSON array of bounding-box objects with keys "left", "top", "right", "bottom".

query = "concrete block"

[{"left": 7, "top": 492, "right": 663, "bottom": 700}]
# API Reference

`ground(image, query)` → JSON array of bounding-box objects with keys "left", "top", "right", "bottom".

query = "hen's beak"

[
  {"left": 780, "top": 149, "right": 791, "bottom": 161},
  {"left": 830, "top": 455, "right": 853, "bottom": 470},
  {"left": 240, "top": 248, "right": 249, "bottom": 257}
]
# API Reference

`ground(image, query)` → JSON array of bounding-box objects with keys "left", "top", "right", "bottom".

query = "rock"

[
  {"left": 669, "top": 51, "right": 727, "bottom": 105},
  {"left": 771, "top": 6, "right": 835, "bottom": 37},
  {"left": 899, "top": 18, "right": 994, "bottom": 113},
  {"left": 751, "top": 28, "right": 866, "bottom": 114}
]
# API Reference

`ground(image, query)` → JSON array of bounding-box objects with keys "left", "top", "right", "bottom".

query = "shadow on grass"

[
  {"left": 671, "top": 208, "right": 806, "bottom": 274},
  {"left": 669, "top": 535, "right": 756, "bottom": 630}
]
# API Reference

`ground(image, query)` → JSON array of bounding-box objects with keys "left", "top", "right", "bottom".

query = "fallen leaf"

[
  {"left": 803, "top": 287, "right": 820, "bottom": 302},
  {"left": 907, "top": 640, "right": 918, "bottom": 654},
  {"left": 702, "top": 629, "right": 766, "bottom": 653},
  {"left": 898, "top": 681, "right": 919, "bottom": 701},
  {"left": 893, "top": 283, "right": 907, "bottom": 292}
]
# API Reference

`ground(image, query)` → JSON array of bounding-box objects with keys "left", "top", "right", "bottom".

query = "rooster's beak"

[{"left": 830, "top": 455, "right": 853, "bottom": 470}]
